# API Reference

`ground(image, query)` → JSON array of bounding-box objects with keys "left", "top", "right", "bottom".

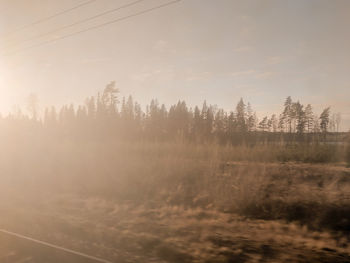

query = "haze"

[{"left": 1, "top": 1, "right": 350, "bottom": 262}]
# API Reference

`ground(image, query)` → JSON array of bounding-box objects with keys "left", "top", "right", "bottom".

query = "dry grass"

[
  {"left": 0, "top": 135, "right": 349, "bottom": 262},
  {"left": 1, "top": 194, "right": 350, "bottom": 263}
]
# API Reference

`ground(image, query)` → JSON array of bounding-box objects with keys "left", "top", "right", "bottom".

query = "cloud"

[
  {"left": 230, "top": 70, "right": 256, "bottom": 77},
  {"left": 255, "top": 71, "right": 276, "bottom": 79},
  {"left": 131, "top": 68, "right": 175, "bottom": 83},
  {"left": 131, "top": 72, "right": 153, "bottom": 82},
  {"left": 153, "top": 40, "right": 176, "bottom": 54},
  {"left": 185, "top": 70, "right": 211, "bottom": 81},
  {"left": 80, "top": 58, "right": 112, "bottom": 64},
  {"left": 267, "top": 56, "right": 283, "bottom": 65},
  {"left": 233, "top": 46, "right": 254, "bottom": 53},
  {"left": 153, "top": 40, "right": 167, "bottom": 51}
]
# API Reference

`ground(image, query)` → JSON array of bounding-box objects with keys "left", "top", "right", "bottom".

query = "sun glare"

[{"left": 0, "top": 64, "right": 11, "bottom": 113}]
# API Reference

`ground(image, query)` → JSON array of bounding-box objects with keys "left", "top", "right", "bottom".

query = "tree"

[
  {"left": 258, "top": 116, "right": 268, "bottom": 131},
  {"left": 144, "top": 99, "right": 159, "bottom": 136},
  {"left": 252, "top": 112, "right": 258, "bottom": 131},
  {"left": 304, "top": 104, "right": 314, "bottom": 133},
  {"left": 214, "top": 109, "right": 225, "bottom": 134},
  {"left": 227, "top": 112, "right": 235, "bottom": 135},
  {"left": 85, "top": 96, "right": 96, "bottom": 120},
  {"left": 134, "top": 102, "right": 143, "bottom": 131},
  {"left": 246, "top": 102, "right": 256, "bottom": 132},
  {"left": 329, "top": 113, "right": 342, "bottom": 133},
  {"left": 192, "top": 106, "right": 201, "bottom": 137},
  {"left": 282, "top": 96, "right": 293, "bottom": 133},
  {"left": 346, "top": 132, "right": 350, "bottom": 167},
  {"left": 168, "top": 101, "right": 190, "bottom": 139},
  {"left": 293, "top": 101, "right": 306, "bottom": 134},
  {"left": 125, "top": 96, "right": 135, "bottom": 120},
  {"left": 313, "top": 115, "right": 320, "bottom": 133},
  {"left": 335, "top": 113, "right": 342, "bottom": 132},
  {"left": 27, "top": 93, "right": 39, "bottom": 120},
  {"left": 44, "top": 106, "right": 57, "bottom": 128},
  {"left": 205, "top": 106, "right": 214, "bottom": 137},
  {"left": 235, "top": 98, "right": 247, "bottom": 133},
  {"left": 319, "top": 107, "right": 331, "bottom": 133},
  {"left": 278, "top": 114, "right": 284, "bottom": 132},
  {"left": 329, "top": 114, "right": 336, "bottom": 132},
  {"left": 76, "top": 106, "right": 88, "bottom": 131},
  {"left": 201, "top": 100, "right": 208, "bottom": 121},
  {"left": 270, "top": 114, "right": 278, "bottom": 132},
  {"left": 267, "top": 117, "right": 272, "bottom": 132},
  {"left": 200, "top": 101, "right": 212, "bottom": 138},
  {"left": 101, "top": 81, "right": 119, "bottom": 116}
]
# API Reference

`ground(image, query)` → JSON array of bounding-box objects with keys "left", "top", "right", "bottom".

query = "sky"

[{"left": 0, "top": 0, "right": 350, "bottom": 130}]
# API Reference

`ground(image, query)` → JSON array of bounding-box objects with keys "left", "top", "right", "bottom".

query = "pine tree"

[
  {"left": 313, "top": 115, "right": 320, "bottom": 133},
  {"left": 267, "top": 117, "right": 272, "bottom": 132},
  {"left": 85, "top": 97, "right": 96, "bottom": 120},
  {"left": 227, "top": 112, "right": 235, "bottom": 135},
  {"left": 278, "top": 114, "right": 284, "bottom": 132},
  {"left": 27, "top": 93, "right": 39, "bottom": 120},
  {"left": 205, "top": 106, "right": 214, "bottom": 138},
  {"left": 330, "top": 113, "right": 336, "bottom": 132},
  {"left": 235, "top": 98, "right": 247, "bottom": 133},
  {"left": 246, "top": 102, "right": 255, "bottom": 132},
  {"left": 214, "top": 109, "right": 225, "bottom": 134},
  {"left": 304, "top": 104, "right": 314, "bottom": 133},
  {"left": 134, "top": 102, "right": 143, "bottom": 130},
  {"left": 192, "top": 106, "right": 201, "bottom": 137},
  {"left": 126, "top": 96, "right": 135, "bottom": 120},
  {"left": 270, "top": 114, "right": 278, "bottom": 132},
  {"left": 200, "top": 101, "right": 210, "bottom": 137},
  {"left": 319, "top": 107, "right": 331, "bottom": 133},
  {"left": 282, "top": 96, "right": 293, "bottom": 133},
  {"left": 101, "top": 81, "right": 119, "bottom": 116},
  {"left": 293, "top": 101, "right": 306, "bottom": 134},
  {"left": 259, "top": 116, "right": 268, "bottom": 131}
]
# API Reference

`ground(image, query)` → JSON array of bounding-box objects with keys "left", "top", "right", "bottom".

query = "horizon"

[{"left": 1, "top": 88, "right": 346, "bottom": 133}]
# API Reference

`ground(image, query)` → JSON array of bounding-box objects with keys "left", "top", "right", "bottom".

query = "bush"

[
  {"left": 276, "top": 144, "right": 339, "bottom": 163},
  {"left": 346, "top": 133, "right": 350, "bottom": 167}
]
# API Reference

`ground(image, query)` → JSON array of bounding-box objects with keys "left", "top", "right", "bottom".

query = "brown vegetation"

[{"left": 0, "top": 130, "right": 349, "bottom": 262}]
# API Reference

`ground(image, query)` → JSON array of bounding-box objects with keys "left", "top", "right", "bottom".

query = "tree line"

[{"left": 2, "top": 82, "right": 344, "bottom": 143}]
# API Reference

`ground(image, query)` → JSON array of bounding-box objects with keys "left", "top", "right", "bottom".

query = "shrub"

[{"left": 346, "top": 133, "right": 350, "bottom": 167}]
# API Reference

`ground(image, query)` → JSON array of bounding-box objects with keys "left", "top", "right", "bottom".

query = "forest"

[{"left": 2, "top": 82, "right": 346, "bottom": 145}]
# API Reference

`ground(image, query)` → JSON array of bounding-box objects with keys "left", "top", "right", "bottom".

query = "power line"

[
  {"left": 4, "top": 0, "right": 147, "bottom": 50},
  {"left": 2, "top": 0, "right": 97, "bottom": 41},
  {"left": 4, "top": 0, "right": 182, "bottom": 56}
]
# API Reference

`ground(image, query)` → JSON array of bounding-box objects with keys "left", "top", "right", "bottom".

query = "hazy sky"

[{"left": 1, "top": 0, "right": 349, "bottom": 130}]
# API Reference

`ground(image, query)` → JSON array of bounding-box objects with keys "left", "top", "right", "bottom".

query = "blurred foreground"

[{"left": 0, "top": 135, "right": 349, "bottom": 262}]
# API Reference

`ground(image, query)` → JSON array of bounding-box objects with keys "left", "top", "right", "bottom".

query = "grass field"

[{"left": 0, "top": 137, "right": 349, "bottom": 262}]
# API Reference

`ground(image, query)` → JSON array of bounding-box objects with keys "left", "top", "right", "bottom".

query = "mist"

[{"left": 0, "top": 0, "right": 350, "bottom": 262}]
